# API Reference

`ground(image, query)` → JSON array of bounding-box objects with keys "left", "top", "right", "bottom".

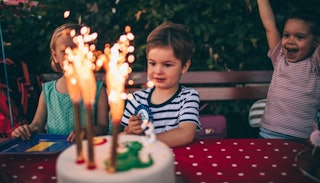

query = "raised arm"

[{"left": 257, "top": 0, "right": 281, "bottom": 52}]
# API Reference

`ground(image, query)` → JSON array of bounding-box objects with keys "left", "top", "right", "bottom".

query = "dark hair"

[
  {"left": 284, "top": 11, "right": 320, "bottom": 36},
  {"left": 146, "top": 21, "right": 193, "bottom": 65}
]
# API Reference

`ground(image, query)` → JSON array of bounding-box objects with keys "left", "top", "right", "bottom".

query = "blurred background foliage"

[
  {"left": 1, "top": 0, "right": 320, "bottom": 137},
  {"left": 3, "top": 0, "right": 320, "bottom": 73}
]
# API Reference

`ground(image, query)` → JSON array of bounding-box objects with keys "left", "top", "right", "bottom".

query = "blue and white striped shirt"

[{"left": 121, "top": 85, "right": 201, "bottom": 133}]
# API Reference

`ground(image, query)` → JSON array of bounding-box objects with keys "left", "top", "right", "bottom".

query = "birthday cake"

[{"left": 56, "top": 134, "right": 175, "bottom": 183}]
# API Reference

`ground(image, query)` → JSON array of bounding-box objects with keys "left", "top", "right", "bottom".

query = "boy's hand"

[{"left": 126, "top": 114, "right": 143, "bottom": 135}]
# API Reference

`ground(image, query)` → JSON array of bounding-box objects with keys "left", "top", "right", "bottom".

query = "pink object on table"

[{"left": 310, "top": 124, "right": 320, "bottom": 147}]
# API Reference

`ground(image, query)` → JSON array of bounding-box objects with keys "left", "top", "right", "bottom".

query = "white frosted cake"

[{"left": 56, "top": 134, "right": 175, "bottom": 183}]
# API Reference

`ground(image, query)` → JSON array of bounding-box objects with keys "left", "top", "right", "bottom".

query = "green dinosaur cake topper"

[{"left": 105, "top": 141, "right": 153, "bottom": 172}]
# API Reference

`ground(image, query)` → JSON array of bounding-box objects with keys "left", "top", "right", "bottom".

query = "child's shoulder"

[
  {"left": 180, "top": 86, "right": 199, "bottom": 99},
  {"left": 42, "top": 80, "right": 56, "bottom": 88},
  {"left": 181, "top": 86, "right": 198, "bottom": 94}
]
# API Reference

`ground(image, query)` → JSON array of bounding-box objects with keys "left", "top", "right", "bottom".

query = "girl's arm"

[
  {"left": 156, "top": 122, "right": 197, "bottom": 147},
  {"left": 12, "top": 91, "right": 47, "bottom": 139},
  {"left": 94, "top": 85, "right": 109, "bottom": 136},
  {"left": 257, "top": 0, "right": 281, "bottom": 52}
]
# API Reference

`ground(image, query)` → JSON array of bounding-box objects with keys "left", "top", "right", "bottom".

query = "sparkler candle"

[
  {"left": 63, "top": 67, "right": 84, "bottom": 164},
  {"left": 64, "top": 26, "right": 98, "bottom": 169},
  {"left": 104, "top": 26, "right": 135, "bottom": 173}
]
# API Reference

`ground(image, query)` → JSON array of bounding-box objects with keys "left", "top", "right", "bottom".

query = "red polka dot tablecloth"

[
  {"left": 172, "top": 139, "right": 316, "bottom": 183},
  {"left": 0, "top": 138, "right": 317, "bottom": 183},
  {"left": 0, "top": 153, "right": 58, "bottom": 183}
]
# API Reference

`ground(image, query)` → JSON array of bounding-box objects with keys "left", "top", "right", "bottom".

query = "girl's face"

[
  {"left": 51, "top": 35, "right": 75, "bottom": 70},
  {"left": 147, "top": 46, "right": 190, "bottom": 90},
  {"left": 281, "top": 19, "right": 318, "bottom": 63}
]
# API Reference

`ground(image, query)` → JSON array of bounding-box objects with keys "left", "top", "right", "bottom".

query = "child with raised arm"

[
  {"left": 257, "top": 0, "right": 320, "bottom": 141},
  {"left": 121, "top": 21, "right": 201, "bottom": 147},
  {"left": 11, "top": 23, "right": 109, "bottom": 141}
]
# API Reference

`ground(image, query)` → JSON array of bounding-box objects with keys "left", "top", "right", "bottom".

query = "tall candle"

[
  {"left": 64, "top": 26, "right": 98, "bottom": 169},
  {"left": 104, "top": 26, "right": 134, "bottom": 173},
  {"left": 78, "top": 66, "right": 96, "bottom": 169},
  {"left": 64, "top": 69, "right": 84, "bottom": 164}
]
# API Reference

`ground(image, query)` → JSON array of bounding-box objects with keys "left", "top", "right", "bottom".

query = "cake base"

[{"left": 56, "top": 135, "right": 175, "bottom": 183}]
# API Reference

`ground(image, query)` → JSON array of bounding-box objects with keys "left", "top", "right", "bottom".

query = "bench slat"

[{"left": 40, "top": 71, "right": 273, "bottom": 101}]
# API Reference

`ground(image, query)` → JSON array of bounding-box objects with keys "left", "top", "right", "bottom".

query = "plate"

[
  {"left": 0, "top": 134, "right": 73, "bottom": 154},
  {"left": 295, "top": 149, "right": 320, "bottom": 183}
]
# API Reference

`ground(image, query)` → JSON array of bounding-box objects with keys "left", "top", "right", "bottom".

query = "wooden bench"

[
  {"left": 40, "top": 70, "right": 273, "bottom": 101},
  {"left": 40, "top": 71, "right": 273, "bottom": 138}
]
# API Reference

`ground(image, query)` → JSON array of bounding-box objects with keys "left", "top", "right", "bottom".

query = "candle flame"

[
  {"left": 104, "top": 26, "right": 135, "bottom": 122},
  {"left": 63, "top": 26, "right": 98, "bottom": 106}
]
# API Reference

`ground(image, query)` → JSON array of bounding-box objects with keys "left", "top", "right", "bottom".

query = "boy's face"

[
  {"left": 281, "top": 19, "right": 318, "bottom": 63},
  {"left": 147, "top": 46, "right": 190, "bottom": 90}
]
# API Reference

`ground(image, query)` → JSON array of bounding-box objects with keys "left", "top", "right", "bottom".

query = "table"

[
  {"left": 173, "top": 138, "right": 316, "bottom": 183},
  {"left": 0, "top": 138, "right": 317, "bottom": 183}
]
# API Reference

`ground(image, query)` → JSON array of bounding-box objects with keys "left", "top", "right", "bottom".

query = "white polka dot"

[
  {"left": 272, "top": 164, "right": 277, "bottom": 168},
  {"left": 31, "top": 176, "right": 37, "bottom": 180},
  {"left": 51, "top": 176, "right": 57, "bottom": 180},
  {"left": 238, "top": 149, "right": 244, "bottom": 152},
  {"left": 267, "top": 142, "right": 272, "bottom": 145},
  {"left": 221, "top": 149, "right": 226, "bottom": 152},
  {"left": 284, "top": 142, "right": 289, "bottom": 146},
  {"left": 282, "top": 156, "right": 288, "bottom": 159},
  {"left": 196, "top": 172, "right": 202, "bottom": 176},
  {"left": 292, "top": 163, "right": 297, "bottom": 167},
  {"left": 226, "top": 156, "right": 231, "bottom": 159},
  {"left": 44, "top": 159, "right": 49, "bottom": 162},
  {"left": 274, "top": 148, "right": 279, "bottom": 151},
  {"left": 256, "top": 149, "right": 261, "bottom": 152},
  {"left": 174, "top": 161, "right": 178, "bottom": 165},
  {"left": 203, "top": 148, "right": 208, "bottom": 151},
  {"left": 207, "top": 155, "right": 213, "bottom": 158},
  {"left": 263, "top": 156, "right": 269, "bottom": 159},
  {"left": 238, "top": 172, "right": 244, "bottom": 176},
  {"left": 192, "top": 163, "right": 198, "bottom": 166},
  {"left": 176, "top": 171, "right": 181, "bottom": 175},
  {"left": 245, "top": 156, "right": 250, "bottom": 159},
  {"left": 281, "top": 172, "right": 287, "bottom": 176},
  {"left": 217, "top": 172, "right": 223, "bottom": 175},
  {"left": 233, "top": 142, "right": 238, "bottom": 145},
  {"left": 216, "top": 141, "right": 221, "bottom": 145},
  {"left": 212, "top": 163, "right": 218, "bottom": 167},
  {"left": 1, "top": 164, "right": 7, "bottom": 167},
  {"left": 38, "top": 166, "right": 44, "bottom": 169},
  {"left": 12, "top": 175, "right": 18, "bottom": 179},
  {"left": 250, "top": 142, "right": 255, "bottom": 145},
  {"left": 200, "top": 141, "right": 204, "bottom": 144},
  {"left": 259, "top": 172, "right": 266, "bottom": 176},
  {"left": 231, "top": 164, "right": 237, "bottom": 167},
  {"left": 189, "top": 155, "right": 194, "bottom": 158},
  {"left": 19, "top": 165, "right": 25, "bottom": 168},
  {"left": 186, "top": 147, "right": 191, "bottom": 150},
  {"left": 251, "top": 164, "right": 257, "bottom": 168},
  {"left": 292, "top": 149, "right": 297, "bottom": 152}
]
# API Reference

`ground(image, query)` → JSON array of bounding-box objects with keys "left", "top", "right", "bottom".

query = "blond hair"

[{"left": 50, "top": 23, "right": 82, "bottom": 72}]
